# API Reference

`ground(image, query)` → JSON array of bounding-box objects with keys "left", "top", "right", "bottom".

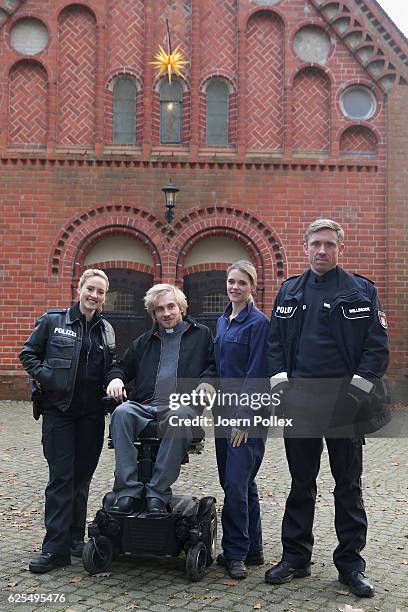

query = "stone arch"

[
  {"left": 168, "top": 206, "right": 286, "bottom": 313},
  {"left": 48, "top": 205, "right": 165, "bottom": 281}
]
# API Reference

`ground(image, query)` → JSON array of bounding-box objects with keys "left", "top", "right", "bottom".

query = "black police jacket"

[
  {"left": 19, "top": 306, "right": 116, "bottom": 412},
  {"left": 268, "top": 266, "right": 391, "bottom": 433},
  {"left": 106, "top": 316, "right": 216, "bottom": 403}
]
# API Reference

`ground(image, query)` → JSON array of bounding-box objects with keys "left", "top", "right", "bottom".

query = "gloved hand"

[
  {"left": 270, "top": 371, "right": 290, "bottom": 396},
  {"left": 330, "top": 375, "right": 373, "bottom": 432}
]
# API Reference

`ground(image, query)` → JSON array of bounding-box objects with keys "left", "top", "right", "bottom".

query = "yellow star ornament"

[{"left": 150, "top": 44, "right": 189, "bottom": 83}]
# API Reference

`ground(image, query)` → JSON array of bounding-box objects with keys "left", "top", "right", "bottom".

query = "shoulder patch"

[
  {"left": 281, "top": 274, "right": 301, "bottom": 285},
  {"left": 378, "top": 310, "right": 388, "bottom": 329},
  {"left": 46, "top": 308, "right": 67, "bottom": 313},
  {"left": 352, "top": 273, "right": 375, "bottom": 285}
]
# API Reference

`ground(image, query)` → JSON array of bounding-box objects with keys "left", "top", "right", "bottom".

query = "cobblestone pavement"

[{"left": 0, "top": 402, "right": 407, "bottom": 612}]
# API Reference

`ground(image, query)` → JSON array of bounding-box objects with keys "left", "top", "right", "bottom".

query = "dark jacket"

[
  {"left": 214, "top": 302, "right": 270, "bottom": 422},
  {"left": 268, "top": 266, "right": 391, "bottom": 433},
  {"left": 106, "top": 316, "right": 216, "bottom": 402},
  {"left": 19, "top": 306, "right": 116, "bottom": 412}
]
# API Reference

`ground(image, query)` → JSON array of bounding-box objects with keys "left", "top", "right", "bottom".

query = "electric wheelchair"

[{"left": 82, "top": 398, "right": 217, "bottom": 582}]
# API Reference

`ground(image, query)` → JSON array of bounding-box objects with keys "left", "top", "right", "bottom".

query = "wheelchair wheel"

[
  {"left": 185, "top": 541, "right": 207, "bottom": 582},
  {"left": 200, "top": 501, "right": 217, "bottom": 565},
  {"left": 82, "top": 536, "right": 113, "bottom": 575}
]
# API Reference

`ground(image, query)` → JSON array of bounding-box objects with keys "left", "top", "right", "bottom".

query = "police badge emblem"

[{"left": 378, "top": 310, "right": 388, "bottom": 329}]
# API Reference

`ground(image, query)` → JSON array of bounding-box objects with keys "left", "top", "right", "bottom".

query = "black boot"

[{"left": 29, "top": 552, "right": 71, "bottom": 574}]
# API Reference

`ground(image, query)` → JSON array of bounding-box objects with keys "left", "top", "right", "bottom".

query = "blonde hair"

[
  {"left": 227, "top": 260, "right": 257, "bottom": 304},
  {"left": 304, "top": 219, "right": 344, "bottom": 244},
  {"left": 144, "top": 284, "right": 188, "bottom": 320},
  {"left": 78, "top": 269, "right": 109, "bottom": 291}
]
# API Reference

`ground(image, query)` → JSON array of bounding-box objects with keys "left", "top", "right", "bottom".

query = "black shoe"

[
  {"left": 217, "top": 551, "right": 264, "bottom": 567},
  {"left": 224, "top": 559, "right": 248, "bottom": 580},
  {"left": 339, "top": 571, "right": 375, "bottom": 598},
  {"left": 70, "top": 540, "right": 85, "bottom": 558},
  {"left": 110, "top": 496, "right": 140, "bottom": 514},
  {"left": 265, "top": 560, "right": 311, "bottom": 584},
  {"left": 146, "top": 497, "right": 168, "bottom": 514},
  {"left": 29, "top": 552, "right": 71, "bottom": 574}
]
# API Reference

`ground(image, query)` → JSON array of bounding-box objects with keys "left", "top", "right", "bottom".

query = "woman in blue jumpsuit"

[{"left": 214, "top": 260, "right": 270, "bottom": 579}]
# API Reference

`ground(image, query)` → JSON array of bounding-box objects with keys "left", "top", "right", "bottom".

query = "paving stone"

[{"left": 0, "top": 402, "right": 407, "bottom": 611}]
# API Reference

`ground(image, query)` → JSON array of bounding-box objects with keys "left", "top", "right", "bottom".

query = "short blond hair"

[
  {"left": 78, "top": 269, "right": 109, "bottom": 291},
  {"left": 304, "top": 219, "right": 344, "bottom": 244},
  {"left": 144, "top": 284, "right": 188, "bottom": 319},
  {"left": 227, "top": 260, "right": 257, "bottom": 304}
]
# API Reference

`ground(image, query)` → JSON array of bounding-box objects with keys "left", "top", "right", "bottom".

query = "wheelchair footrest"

[{"left": 120, "top": 513, "right": 182, "bottom": 556}]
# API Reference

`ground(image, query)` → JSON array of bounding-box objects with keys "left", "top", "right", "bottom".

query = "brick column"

[
  {"left": 142, "top": 0, "right": 153, "bottom": 157},
  {"left": 190, "top": 0, "right": 201, "bottom": 157},
  {"left": 47, "top": 80, "right": 57, "bottom": 151},
  {"left": 95, "top": 23, "right": 106, "bottom": 153},
  {"left": 386, "top": 84, "right": 408, "bottom": 385},
  {"left": 236, "top": 15, "right": 247, "bottom": 160}
]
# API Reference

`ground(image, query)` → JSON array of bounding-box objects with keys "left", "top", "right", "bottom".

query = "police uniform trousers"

[
  {"left": 282, "top": 389, "right": 367, "bottom": 574},
  {"left": 41, "top": 402, "right": 105, "bottom": 555},
  {"left": 111, "top": 401, "right": 196, "bottom": 504},
  {"left": 215, "top": 434, "right": 265, "bottom": 560}
]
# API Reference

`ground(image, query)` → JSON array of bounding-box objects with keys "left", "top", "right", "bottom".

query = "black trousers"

[
  {"left": 282, "top": 437, "right": 367, "bottom": 574},
  {"left": 41, "top": 403, "right": 105, "bottom": 555}
]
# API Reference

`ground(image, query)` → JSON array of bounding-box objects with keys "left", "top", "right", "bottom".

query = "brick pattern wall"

[
  {"left": 292, "top": 68, "right": 330, "bottom": 153},
  {"left": 57, "top": 5, "right": 97, "bottom": 145},
  {"left": 340, "top": 125, "right": 378, "bottom": 156},
  {"left": 387, "top": 86, "right": 408, "bottom": 378},
  {"left": 246, "top": 11, "right": 284, "bottom": 151},
  {"left": 200, "top": 0, "right": 236, "bottom": 80},
  {"left": 107, "top": 0, "right": 144, "bottom": 75},
  {"left": 0, "top": 0, "right": 406, "bottom": 392},
  {"left": 153, "top": 0, "right": 191, "bottom": 71},
  {"left": 8, "top": 60, "right": 47, "bottom": 146}
]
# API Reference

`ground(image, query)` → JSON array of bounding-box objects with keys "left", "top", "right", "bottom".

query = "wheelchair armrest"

[{"left": 102, "top": 395, "right": 119, "bottom": 414}]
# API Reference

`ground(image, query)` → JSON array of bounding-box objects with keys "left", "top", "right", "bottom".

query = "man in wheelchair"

[{"left": 106, "top": 284, "right": 216, "bottom": 516}]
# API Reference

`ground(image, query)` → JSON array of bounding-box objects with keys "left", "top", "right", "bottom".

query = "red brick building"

[{"left": 0, "top": 0, "right": 407, "bottom": 398}]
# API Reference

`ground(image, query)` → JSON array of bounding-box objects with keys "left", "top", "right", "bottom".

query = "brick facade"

[{"left": 0, "top": 0, "right": 407, "bottom": 398}]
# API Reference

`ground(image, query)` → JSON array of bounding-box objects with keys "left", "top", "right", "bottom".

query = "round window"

[
  {"left": 340, "top": 86, "right": 377, "bottom": 120},
  {"left": 293, "top": 25, "right": 331, "bottom": 64},
  {"left": 10, "top": 18, "right": 49, "bottom": 56}
]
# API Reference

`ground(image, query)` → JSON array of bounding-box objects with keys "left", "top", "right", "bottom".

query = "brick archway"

[
  {"left": 168, "top": 206, "right": 286, "bottom": 313},
  {"left": 49, "top": 204, "right": 165, "bottom": 281}
]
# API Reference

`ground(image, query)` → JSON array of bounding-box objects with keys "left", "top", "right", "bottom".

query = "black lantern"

[{"left": 162, "top": 179, "right": 179, "bottom": 224}]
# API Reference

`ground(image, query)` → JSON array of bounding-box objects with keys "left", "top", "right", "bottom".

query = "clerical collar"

[{"left": 159, "top": 320, "right": 185, "bottom": 335}]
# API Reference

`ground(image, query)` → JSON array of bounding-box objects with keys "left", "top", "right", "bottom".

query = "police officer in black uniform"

[
  {"left": 265, "top": 219, "right": 390, "bottom": 598},
  {"left": 19, "top": 269, "right": 116, "bottom": 573}
]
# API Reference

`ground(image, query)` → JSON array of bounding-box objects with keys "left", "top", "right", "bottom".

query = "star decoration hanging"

[
  {"left": 150, "top": 44, "right": 189, "bottom": 83},
  {"left": 150, "top": 19, "right": 189, "bottom": 83}
]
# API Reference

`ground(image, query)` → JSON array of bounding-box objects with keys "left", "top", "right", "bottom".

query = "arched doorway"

[
  {"left": 184, "top": 270, "right": 228, "bottom": 334},
  {"left": 182, "top": 236, "right": 254, "bottom": 334},
  {"left": 103, "top": 268, "right": 153, "bottom": 357},
  {"left": 83, "top": 233, "right": 156, "bottom": 356}
]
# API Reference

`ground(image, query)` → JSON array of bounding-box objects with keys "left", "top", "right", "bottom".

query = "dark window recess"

[
  {"left": 113, "top": 77, "right": 137, "bottom": 145},
  {"left": 184, "top": 270, "right": 228, "bottom": 336},
  {"left": 206, "top": 80, "right": 229, "bottom": 146},
  {"left": 160, "top": 80, "right": 183, "bottom": 144},
  {"left": 103, "top": 269, "right": 153, "bottom": 357}
]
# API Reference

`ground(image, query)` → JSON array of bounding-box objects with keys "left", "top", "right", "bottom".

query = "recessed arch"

[{"left": 49, "top": 205, "right": 165, "bottom": 280}]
